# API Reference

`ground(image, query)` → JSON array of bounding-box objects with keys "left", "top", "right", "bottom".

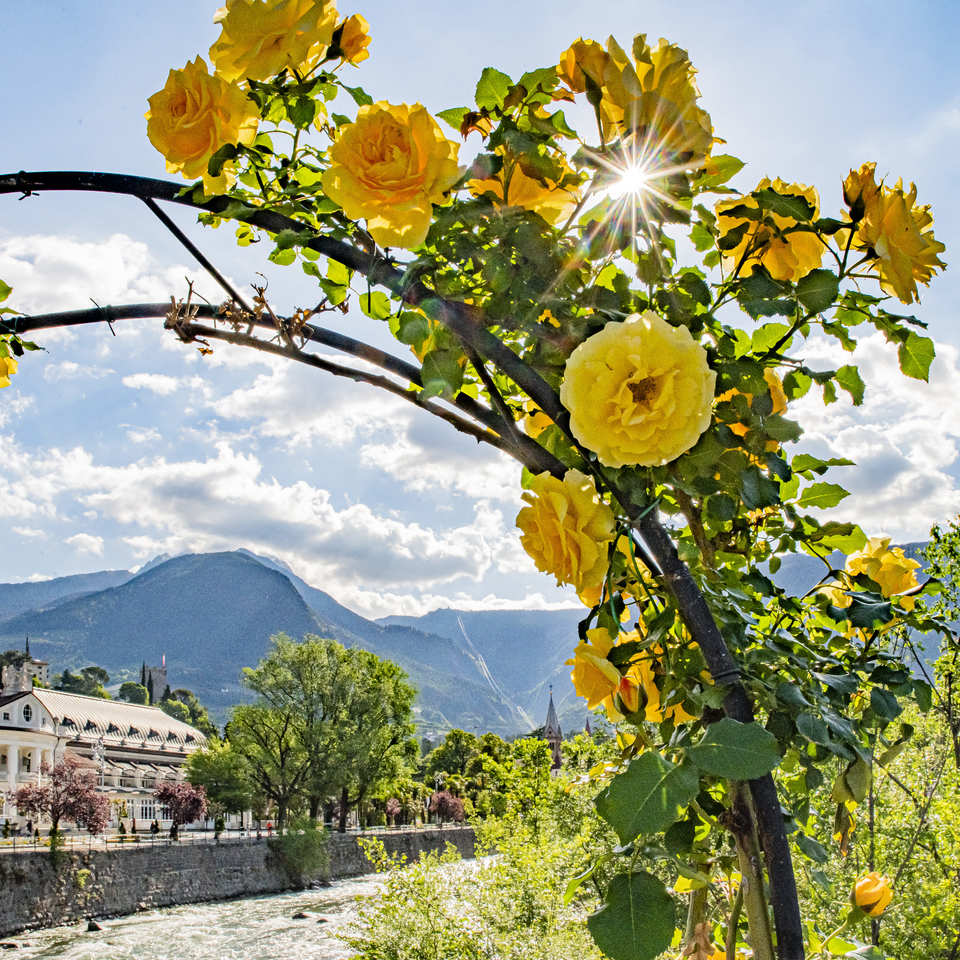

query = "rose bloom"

[
  {"left": 853, "top": 872, "right": 893, "bottom": 917},
  {"left": 846, "top": 536, "right": 920, "bottom": 606},
  {"left": 516, "top": 468, "right": 615, "bottom": 597},
  {"left": 560, "top": 310, "right": 716, "bottom": 468},
  {"left": 843, "top": 162, "right": 946, "bottom": 305},
  {"left": 567, "top": 628, "right": 621, "bottom": 708},
  {"left": 598, "top": 35, "right": 713, "bottom": 167},
  {"left": 556, "top": 38, "right": 608, "bottom": 94},
  {"left": 322, "top": 101, "right": 460, "bottom": 249},
  {"left": 146, "top": 57, "right": 259, "bottom": 194},
  {"left": 0, "top": 354, "right": 17, "bottom": 389},
  {"left": 337, "top": 13, "right": 371, "bottom": 64},
  {"left": 467, "top": 150, "right": 581, "bottom": 226},
  {"left": 210, "top": 0, "right": 338, "bottom": 82},
  {"left": 715, "top": 177, "right": 824, "bottom": 283}
]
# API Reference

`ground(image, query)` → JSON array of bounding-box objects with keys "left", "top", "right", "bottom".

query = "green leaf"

[
  {"left": 870, "top": 688, "right": 903, "bottom": 722},
  {"left": 898, "top": 331, "right": 934, "bottom": 381},
  {"left": 587, "top": 872, "right": 676, "bottom": 960},
  {"left": 754, "top": 187, "right": 816, "bottom": 221},
  {"left": 740, "top": 467, "right": 780, "bottom": 510},
  {"left": 475, "top": 67, "right": 512, "bottom": 111},
  {"left": 436, "top": 107, "right": 469, "bottom": 131},
  {"left": 288, "top": 95, "right": 316, "bottom": 128},
  {"left": 342, "top": 83, "right": 373, "bottom": 107},
  {"left": 797, "top": 482, "right": 849, "bottom": 509},
  {"left": 0, "top": 280, "right": 11, "bottom": 303},
  {"left": 687, "top": 718, "right": 782, "bottom": 780},
  {"left": 359, "top": 290, "right": 391, "bottom": 320},
  {"left": 835, "top": 365, "right": 865, "bottom": 405},
  {"left": 693, "top": 154, "right": 744, "bottom": 189},
  {"left": 327, "top": 259, "right": 351, "bottom": 286},
  {"left": 596, "top": 753, "right": 700, "bottom": 844},
  {"left": 796, "top": 269, "right": 839, "bottom": 314},
  {"left": 420, "top": 349, "right": 464, "bottom": 399},
  {"left": 795, "top": 833, "right": 829, "bottom": 863}
]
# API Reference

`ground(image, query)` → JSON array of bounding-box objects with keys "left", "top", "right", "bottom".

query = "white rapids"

[{"left": 5, "top": 873, "right": 386, "bottom": 960}]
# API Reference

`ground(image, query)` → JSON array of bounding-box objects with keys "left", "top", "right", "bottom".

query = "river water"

[{"left": 5, "top": 874, "right": 385, "bottom": 960}]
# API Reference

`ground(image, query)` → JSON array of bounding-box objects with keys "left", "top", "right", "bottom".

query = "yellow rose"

[
  {"left": 516, "top": 468, "right": 615, "bottom": 595},
  {"left": 566, "top": 629, "right": 620, "bottom": 708},
  {"left": 846, "top": 536, "right": 920, "bottom": 606},
  {"left": 322, "top": 102, "right": 461, "bottom": 249},
  {"left": 209, "top": 0, "right": 338, "bottom": 82},
  {"left": 467, "top": 150, "right": 581, "bottom": 226},
  {"left": 336, "top": 13, "right": 371, "bottom": 64},
  {"left": 852, "top": 872, "right": 893, "bottom": 917},
  {"left": 0, "top": 354, "right": 18, "bottom": 388},
  {"left": 843, "top": 163, "right": 946, "bottom": 305},
  {"left": 598, "top": 35, "right": 713, "bottom": 167},
  {"left": 715, "top": 177, "right": 824, "bottom": 283},
  {"left": 557, "top": 38, "right": 609, "bottom": 94},
  {"left": 146, "top": 57, "right": 259, "bottom": 195},
  {"left": 560, "top": 310, "right": 716, "bottom": 468}
]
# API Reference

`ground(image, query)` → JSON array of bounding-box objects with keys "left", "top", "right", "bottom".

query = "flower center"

[{"left": 627, "top": 376, "right": 658, "bottom": 408}]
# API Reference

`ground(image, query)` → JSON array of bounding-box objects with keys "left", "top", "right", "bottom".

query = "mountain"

[
  {"left": 0, "top": 552, "right": 570, "bottom": 736},
  {"left": 0, "top": 569, "right": 132, "bottom": 621}
]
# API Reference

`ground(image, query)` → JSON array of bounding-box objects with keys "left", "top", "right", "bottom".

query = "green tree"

[
  {"left": 241, "top": 634, "right": 359, "bottom": 820},
  {"left": 425, "top": 728, "right": 479, "bottom": 779},
  {"left": 54, "top": 665, "right": 111, "bottom": 699},
  {"left": 117, "top": 681, "right": 149, "bottom": 705},
  {"left": 160, "top": 687, "right": 218, "bottom": 737},
  {"left": 335, "top": 649, "right": 418, "bottom": 831},
  {"left": 227, "top": 703, "right": 311, "bottom": 832},
  {"left": 186, "top": 737, "right": 257, "bottom": 819}
]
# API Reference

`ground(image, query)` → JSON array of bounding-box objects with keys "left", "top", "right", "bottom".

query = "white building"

[{"left": 0, "top": 683, "right": 206, "bottom": 830}]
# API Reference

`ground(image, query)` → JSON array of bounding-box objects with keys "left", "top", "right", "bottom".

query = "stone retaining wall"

[{"left": 0, "top": 826, "right": 475, "bottom": 937}]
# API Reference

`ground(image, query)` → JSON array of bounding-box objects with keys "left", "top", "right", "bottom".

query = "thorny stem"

[{"left": 2, "top": 169, "right": 806, "bottom": 960}]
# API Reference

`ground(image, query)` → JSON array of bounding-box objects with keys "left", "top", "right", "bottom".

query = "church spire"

[
  {"left": 24, "top": 635, "right": 30, "bottom": 658},
  {"left": 543, "top": 686, "right": 562, "bottom": 771}
]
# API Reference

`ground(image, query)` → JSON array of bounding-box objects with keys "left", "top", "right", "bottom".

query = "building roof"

[{"left": 4, "top": 689, "right": 205, "bottom": 749}]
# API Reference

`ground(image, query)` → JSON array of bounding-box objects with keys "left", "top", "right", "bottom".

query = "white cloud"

[
  {"left": 65, "top": 532, "right": 104, "bottom": 556},
  {"left": 44, "top": 360, "right": 114, "bottom": 382},
  {"left": 12, "top": 526, "right": 45, "bottom": 539},
  {"left": 125, "top": 426, "right": 162, "bottom": 444},
  {"left": 790, "top": 332, "right": 960, "bottom": 541},
  {"left": 121, "top": 372, "right": 181, "bottom": 396}
]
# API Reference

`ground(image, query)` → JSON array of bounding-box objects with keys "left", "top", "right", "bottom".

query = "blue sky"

[{"left": 1, "top": 1, "right": 959, "bottom": 617}]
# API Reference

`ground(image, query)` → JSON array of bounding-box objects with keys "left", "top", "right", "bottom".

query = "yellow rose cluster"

[
  {"left": 515, "top": 469, "right": 615, "bottom": 600},
  {"left": 467, "top": 149, "right": 581, "bottom": 226},
  {"left": 560, "top": 311, "right": 716, "bottom": 468},
  {"left": 715, "top": 177, "right": 824, "bottom": 283},
  {"left": 567, "top": 628, "right": 699, "bottom": 724},
  {"left": 843, "top": 162, "right": 946, "bottom": 304},
  {"left": 846, "top": 536, "right": 920, "bottom": 606},
  {"left": 321, "top": 102, "right": 461, "bottom": 249},
  {"left": 146, "top": 0, "right": 372, "bottom": 195},
  {"left": 557, "top": 35, "right": 713, "bottom": 168}
]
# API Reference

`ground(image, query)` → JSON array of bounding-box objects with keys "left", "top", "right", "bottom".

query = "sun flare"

[{"left": 608, "top": 164, "right": 652, "bottom": 199}]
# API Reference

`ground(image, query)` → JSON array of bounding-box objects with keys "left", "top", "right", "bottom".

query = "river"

[{"left": 4, "top": 874, "right": 385, "bottom": 959}]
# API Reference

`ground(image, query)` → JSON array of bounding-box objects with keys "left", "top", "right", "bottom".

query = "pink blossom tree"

[
  {"left": 12, "top": 756, "right": 110, "bottom": 838},
  {"left": 155, "top": 781, "right": 207, "bottom": 839},
  {"left": 428, "top": 790, "right": 465, "bottom": 826}
]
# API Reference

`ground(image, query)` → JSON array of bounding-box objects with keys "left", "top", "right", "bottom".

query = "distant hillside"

[
  {"left": 0, "top": 569, "right": 132, "bottom": 621},
  {"left": 0, "top": 552, "right": 566, "bottom": 736}
]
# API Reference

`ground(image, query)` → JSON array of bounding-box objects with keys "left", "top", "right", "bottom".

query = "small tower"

[
  {"left": 140, "top": 657, "right": 168, "bottom": 705},
  {"left": 543, "top": 686, "right": 563, "bottom": 771},
  {"left": 584, "top": 714, "right": 592, "bottom": 737}
]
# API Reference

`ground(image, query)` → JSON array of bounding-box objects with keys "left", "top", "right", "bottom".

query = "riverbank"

[{"left": 0, "top": 826, "right": 475, "bottom": 938}]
